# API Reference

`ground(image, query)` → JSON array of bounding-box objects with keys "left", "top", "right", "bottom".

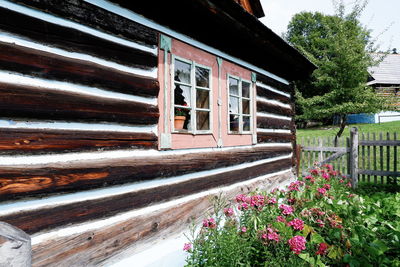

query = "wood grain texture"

[
  {"left": 0, "top": 146, "right": 291, "bottom": 200},
  {"left": 257, "top": 132, "right": 295, "bottom": 143},
  {"left": 257, "top": 116, "right": 294, "bottom": 130},
  {"left": 256, "top": 73, "right": 292, "bottom": 93},
  {"left": 11, "top": 0, "right": 158, "bottom": 47},
  {"left": 0, "top": 7, "right": 157, "bottom": 70},
  {"left": 256, "top": 86, "right": 290, "bottom": 104},
  {"left": 0, "top": 43, "right": 159, "bottom": 98},
  {"left": 257, "top": 101, "right": 293, "bottom": 117},
  {"left": 1, "top": 158, "right": 291, "bottom": 234},
  {"left": 30, "top": 171, "right": 293, "bottom": 267},
  {"left": 0, "top": 83, "right": 159, "bottom": 125},
  {"left": 0, "top": 129, "right": 157, "bottom": 154}
]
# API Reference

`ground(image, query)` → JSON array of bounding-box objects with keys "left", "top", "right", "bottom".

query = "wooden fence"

[{"left": 298, "top": 127, "right": 400, "bottom": 187}]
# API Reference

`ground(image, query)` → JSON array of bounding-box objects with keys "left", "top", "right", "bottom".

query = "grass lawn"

[{"left": 296, "top": 120, "right": 400, "bottom": 141}]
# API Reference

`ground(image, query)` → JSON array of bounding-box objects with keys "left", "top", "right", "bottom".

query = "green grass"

[{"left": 296, "top": 120, "right": 400, "bottom": 140}]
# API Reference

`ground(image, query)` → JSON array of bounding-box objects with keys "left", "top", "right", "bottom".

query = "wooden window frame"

[
  {"left": 227, "top": 74, "right": 253, "bottom": 134},
  {"left": 171, "top": 55, "right": 213, "bottom": 134}
]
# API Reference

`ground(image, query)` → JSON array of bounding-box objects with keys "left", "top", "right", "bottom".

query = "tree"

[{"left": 285, "top": 0, "right": 387, "bottom": 143}]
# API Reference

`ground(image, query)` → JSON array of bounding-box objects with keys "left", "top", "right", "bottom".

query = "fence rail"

[{"left": 298, "top": 128, "right": 399, "bottom": 187}]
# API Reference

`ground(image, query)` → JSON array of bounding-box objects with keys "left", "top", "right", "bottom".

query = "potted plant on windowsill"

[{"left": 174, "top": 108, "right": 187, "bottom": 130}]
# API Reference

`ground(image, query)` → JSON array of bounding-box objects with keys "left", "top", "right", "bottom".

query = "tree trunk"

[{"left": 334, "top": 114, "right": 346, "bottom": 146}]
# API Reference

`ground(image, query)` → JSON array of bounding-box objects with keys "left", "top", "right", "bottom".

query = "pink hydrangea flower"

[
  {"left": 241, "top": 226, "right": 247, "bottom": 233},
  {"left": 310, "top": 169, "right": 319, "bottom": 175},
  {"left": 267, "top": 232, "right": 280, "bottom": 242},
  {"left": 279, "top": 204, "right": 294, "bottom": 216},
  {"left": 183, "top": 243, "right": 192, "bottom": 251},
  {"left": 317, "top": 188, "right": 327, "bottom": 195},
  {"left": 323, "top": 184, "right": 331, "bottom": 190},
  {"left": 316, "top": 219, "right": 325, "bottom": 227},
  {"left": 223, "top": 208, "right": 234, "bottom": 217},
  {"left": 250, "top": 195, "right": 265, "bottom": 208},
  {"left": 235, "top": 194, "right": 246, "bottom": 203},
  {"left": 339, "top": 179, "right": 344, "bottom": 183},
  {"left": 346, "top": 182, "right": 352, "bottom": 188},
  {"left": 202, "top": 218, "right": 216, "bottom": 229},
  {"left": 305, "top": 175, "right": 313, "bottom": 180},
  {"left": 323, "top": 164, "right": 333, "bottom": 171},
  {"left": 267, "top": 197, "right": 277, "bottom": 205},
  {"left": 322, "top": 173, "right": 330, "bottom": 180},
  {"left": 288, "top": 218, "right": 305, "bottom": 231},
  {"left": 276, "top": 216, "right": 286, "bottom": 223},
  {"left": 288, "top": 236, "right": 307, "bottom": 254},
  {"left": 238, "top": 202, "right": 249, "bottom": 211}
]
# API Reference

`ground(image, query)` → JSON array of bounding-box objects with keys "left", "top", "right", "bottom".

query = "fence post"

[
  {"left": 0, "top": 221, "right": 31, "bottom": 267},
  {"left": 349, "top": 127, "right": 359, "bottom": 189}
]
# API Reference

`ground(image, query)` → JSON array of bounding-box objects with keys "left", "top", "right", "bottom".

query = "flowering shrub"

[{"left": 184, "top": 164, "right": 400, "bottom": 266}]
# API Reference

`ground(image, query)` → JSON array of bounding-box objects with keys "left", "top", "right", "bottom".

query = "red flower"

[
  {"left": 288, "top": 236, "right": 307, "bottom": 254},
  {"left": 288, "top": 218, "right": 305, "bottom": 231},
  {"left": 316, "top": 242, "right": 329, "bottom": 255}
]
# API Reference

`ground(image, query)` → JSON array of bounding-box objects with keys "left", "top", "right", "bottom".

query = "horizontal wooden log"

[
  {"left": 358, "top": 170, "right": 400, "bottom": 177},
  {"left": 256, "top": 73, "right": 292, "bottom": 94},
  {"left": 1, "top": 158, "right": 291, "bottom": 234},
  {"left": 359, "top": 140, "right": 400, "bottom": 146},
  {"left": 0, "top": 8, "right": 157, "bottom": 70},
  {"left": 0, "top": 146, "right": 291, "bottom": 200},
  {"left": 301, "top": 147, "right": 349, "bottom": 152},
  {"left": 257, "top": 132, "right": 295, "bottom": 143},
  {"left": 31, "top": 170, "right": 294, "bottom": 266},
  {"left": 0, "top": 129, "right": 157, "bottom": 154},
  {"left": 257, "top": 101, "right": 293, "bottom": 117},
  {"left": 0, "top": 43, "right": 159, "bottom": 98},
  {"left": 11, "top": 0, "right": 158, "bottom": 47},
  {"left": 257, "top": 116, "right": 294, "bottom": 130},
  {"left": 0, "top": 83, "right": 159, "bottom": 124},
  {"left": 256, "top": 86, "right": 290, "bottom": 104}
]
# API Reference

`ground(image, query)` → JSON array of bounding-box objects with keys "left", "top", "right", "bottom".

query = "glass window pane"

[
  {"left": 242, "top": 99, "right": 250, "bottom": 114},
  {"left": 196, "top": 111, "right": 210, "bottom": 131},
  {"left": 174, "top": 84, "right": 191, "bottom": 107},
  {"left": 243, "top": 116, "right": 251, "bottom": 131},
  {"left": 174, "top": 107, "right": 191, "bottom": 131},
  {"left": 242, "top": 82, "right": 250, "bottom": 98},
  {"left": 195, "top": 67, "right": 209, "bottom": 88},
  {"left": 196, "top": 89, "right": 209, "bottom": 109},
  {"left": 229, "top": 114, "right": 239, "bottom": 132},
  {"left": 229, "top": 96, "right": 239, "bottom": 114},
  {"left": 229, "top": 77, "right": 239, "bottom": 95},
  {"left": 174, "top": 59, "right": 191, "bottom": 84}
]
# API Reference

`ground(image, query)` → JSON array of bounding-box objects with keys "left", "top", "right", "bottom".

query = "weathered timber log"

[
  {"left": 256, "top": 73, "right": 292, "bottom": 93},
  {"left": 30, "top": 171, "right": 293, "bottom": 266},
  {"left": 0, "top": 8, "right": 157, "bottom": 70},
  {"left": 257, "top": 101, "right": 293, "bottom": 116},
  {"left": 11, "top": 0, "right": 158, "bottom": 47},
  {"left": 0, "top": 129, "right": 157, "bottom": 154},
  {"left": 0, "top": 83, "right": 159, "bottom": 124},
  {"left": 257, "top": 116, "right": 294, "bottom": 130},
  {"left": 0, "top": 43, "right": 159, "bottom": 98},
  {"left": 0, "top": 222, "right": 31, "bottom": 267},
  {"left": 1, "top": 158, "right": 292, "bottom": 234},
  {"left": 256, "top": 86, "right": 290, "bottom": 104},
  {"left": 0, "top": 146, "right": 291, "bottom": 200},
  {"left": 257, "top": 132, "right": 294, "bottom": 143}
]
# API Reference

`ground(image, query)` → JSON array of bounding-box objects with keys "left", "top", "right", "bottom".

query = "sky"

[{"left": 259, "top": 0, "right": 400, "bottom": 51}]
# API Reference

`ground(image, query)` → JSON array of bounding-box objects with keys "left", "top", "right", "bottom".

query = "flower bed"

[{"left": 184, "top": 165, "right": 400, "bottom": 266}]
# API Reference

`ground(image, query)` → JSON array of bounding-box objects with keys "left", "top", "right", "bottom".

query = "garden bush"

[{"left": 183, "top": 165, "right": 400, "bottom": 266}]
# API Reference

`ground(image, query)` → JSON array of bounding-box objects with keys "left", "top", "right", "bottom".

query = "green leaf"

[{"left": 311, "top": 233, "right": 325, "bottom": 244}]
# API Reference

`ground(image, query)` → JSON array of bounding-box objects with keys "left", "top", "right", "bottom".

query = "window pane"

[
  {"left": 174, "top": 59, "right": 191, "bottom": 84},
  {"left": 242, "top": 82, "right": 250, "bottom": 98},
  {"left": 243, "top": 116, "right": 251, "bottom": 131},
  {"left": 229, "top": 77, "right": 239, "bottom": 95},
  {"left": 196, "top": 89, "right": 209, "bottom": 109},
  {"left": 229, "top": 96, "right": 239, "bottom": 114},
  {"left": 174, "top": 107, "right": 191, "bottom": 131},
  {"left": 242, "top": 99, "right": 250, "bottom": 114},
  {"left": 195, "top": 67, "right": 209, "bottom": 88},
  {"left": 174, "top": 84, "right": 191, "bottom": 107},
  {"left": 196, "top": 111, "right": 210, "bottom": 131},
  {"left": 229, "top": 114, "right": 239, "bottom": 132}
]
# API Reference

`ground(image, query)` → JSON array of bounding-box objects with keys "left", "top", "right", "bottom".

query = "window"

[
  {"left": 172, "top": 56, "right": 212, "bottom": 133},
  {"left": 228, "top": 76, "right": 252, "bottom": 133}
]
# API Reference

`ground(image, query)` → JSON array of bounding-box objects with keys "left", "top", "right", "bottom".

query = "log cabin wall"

[{"left": 0, "top": 0, "right": 301, "bottom": 266}]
